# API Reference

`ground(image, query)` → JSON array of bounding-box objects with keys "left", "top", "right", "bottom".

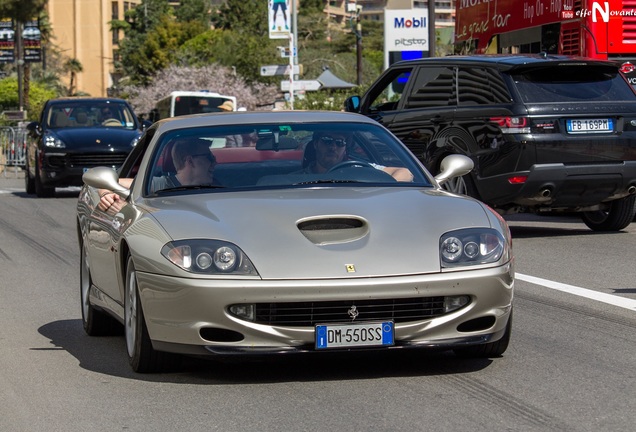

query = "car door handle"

[{"left": 431, "top": 116, "right": 443, "bottom": 124}]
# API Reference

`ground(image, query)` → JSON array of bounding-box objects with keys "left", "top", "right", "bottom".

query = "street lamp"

[{"left": 349, "top": 3, "right": 363, "bottom": 86}]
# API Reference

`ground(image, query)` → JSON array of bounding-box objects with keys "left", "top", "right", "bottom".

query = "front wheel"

[
  {"left": 581, "top": 195, "right": 635, "bottom": 232},
  {"left": 24, "top": 159, "right": 35, "bottom": 194},
  {"left": 80, "top": 241, "right": 120, "bottom": 336},
  {"left": 34, "top": 157, "right": 55, "bottom": 198},
  {"left": 125, "top": 255, "right": 180, "bottom": 373}
]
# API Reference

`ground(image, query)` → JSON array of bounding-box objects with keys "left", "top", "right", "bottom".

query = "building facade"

[
  {"left": 46, "top": 0, "right": 141, "bottom": 97},
  {"left": 325, "top": 0, "right": 455, "bottom": 27}
]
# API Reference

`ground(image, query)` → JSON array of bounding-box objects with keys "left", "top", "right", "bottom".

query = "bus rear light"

[
  {"left": 490, "top": 116, "right": 530, "bottom": 133},
  {"left": 508, "top": 175, "right": 528, "bottom": 184}
]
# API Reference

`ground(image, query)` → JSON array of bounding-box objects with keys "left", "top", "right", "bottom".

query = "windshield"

[
  {"left": 45, "top": 101, "right": 138, "bottom": 129},
  {"left": 145, "top": 122, "right": 430, "bottom": 195},
  {"left": 173, "top": 96, "right": 235, "bottom": 115},
  {"left": 512, "top": 66, "right": 636, "bottom": 102}
]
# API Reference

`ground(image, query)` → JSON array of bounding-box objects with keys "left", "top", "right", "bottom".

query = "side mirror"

[
  {"left": 82, "top": 167, "right": 130, "bottom": 199},
  {"left": 26, "top": 121, "right": 41, "bottom": 136},
  {"left": 434, "top": 154, "right": 474, "bottom": 186},
  {"left": 344, "top": 96, "right": 361, "bottom": 113}
]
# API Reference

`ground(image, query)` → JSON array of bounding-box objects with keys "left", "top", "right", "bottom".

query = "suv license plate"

[
  {"left": 315, "top": 321, "right": 394, "bottom": 349},
  {"left": 566, "top": 118, "right": 613, "bottom": 133}
]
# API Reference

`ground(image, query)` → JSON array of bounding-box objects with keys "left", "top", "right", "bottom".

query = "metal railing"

[{"left": 0, "top": 126, "right": 28, "bottom": 177}]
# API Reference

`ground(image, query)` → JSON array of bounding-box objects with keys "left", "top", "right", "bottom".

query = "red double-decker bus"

[{"left": 454, "top": 0, "right": 636, "bottom": 84}]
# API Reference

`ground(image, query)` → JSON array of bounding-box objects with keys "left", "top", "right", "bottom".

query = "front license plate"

[
  {"left": 566, "top": 118, "right": 613, "bottom": 133},
  {"left": 315, "top": 321, "right": 394, "bottom": 349}
]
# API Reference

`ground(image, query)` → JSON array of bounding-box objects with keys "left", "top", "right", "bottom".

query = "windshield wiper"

[
  {"left": 294, "top": 179, "right": 364, "bottom": 185},
  {"left": 154, "top": 185, "right": 225, "bottom": 194}
]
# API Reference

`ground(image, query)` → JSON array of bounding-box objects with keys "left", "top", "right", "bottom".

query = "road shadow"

[
  {"left": 504, "top": 214, "right": 633, "bottom": 238},
  {"left": 13, "top": 189, "right": 81, "bottom": 199},
  {"left": 38, "top": 319, "right": 495, "bottom": 384}
]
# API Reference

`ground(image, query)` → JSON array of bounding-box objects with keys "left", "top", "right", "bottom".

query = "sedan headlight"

[
  {"left": 161, "top": 240, "right": 259, "bottom": 275},
  {"left": 440, "top": 228, "right": 509, "bottom": 269},
  {"left": 44, "top": 134, "right": 65, "bottom": 148}
]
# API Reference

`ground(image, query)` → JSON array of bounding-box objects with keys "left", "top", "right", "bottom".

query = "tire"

[
  {"left": 581, "top": 195, "right": 635, "bottom": 232},
  {"left": 453, "top": 310, "right": 512, "bottom": 359},
  {"left": 125, "top": 255, "right": 180, "bottom": 373},
  {"left": 80, "top": 241, "right": 121, "bottom": 336},
  {"left": 441, "top": 171, "right": 480, "bottom": 199},
  {"left": 34, "top": 157, "right": 55, "bottom": 198},
  {"left": 24, "top": 160, "right": 35, "bottom": 194}
]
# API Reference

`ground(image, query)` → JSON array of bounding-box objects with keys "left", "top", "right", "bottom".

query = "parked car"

[
  {"left": 25, "top": 97, "right": 150, "bottom": 197},
  {"left": 77, "top": 111, "right": 514, "bottom": 373},
  {"left": 345, "top": 54, "right": 636, "bottom": 231}
]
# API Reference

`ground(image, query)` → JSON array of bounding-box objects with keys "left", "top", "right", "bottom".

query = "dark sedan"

[{"left": 25, "top": 97, "right": 148, "bottom": 197}]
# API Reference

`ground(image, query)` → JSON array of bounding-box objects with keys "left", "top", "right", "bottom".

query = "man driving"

[
  {"left": 302, "top": 131, "right": 413, "bottom": 182},
  {"left": 98, "top": 138, "right": 217, "bottom": 211}
]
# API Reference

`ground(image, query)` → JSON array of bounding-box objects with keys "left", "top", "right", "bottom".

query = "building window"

[
  {"left": 112, "top": 29, "right": 120, "bottom": 45},
  {"left": 112, "top": 1, "right": 119, "bottom": 20}
]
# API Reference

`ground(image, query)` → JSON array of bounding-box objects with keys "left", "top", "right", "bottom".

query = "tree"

[
  {"left": 0, "top": 77, "right": 56, "bottom": 123},
  {"left": 0, "top": 0, "right": 46, "bottom": 23},
  {"left": 0, "top": 0, "right": 47, "bottom": 111},
  {"left": 174, "top": 0, "right": 211, "bottom": 26},
  {"left": 114, "top": 0, "right": 176, "bottom": 85},
  {"left": 178, "top": 29, "right": 280, "bottom": 83},
  {"left": 211, "top": 0, "right": 268, "bottom": 36},
  {"left": 63, "top": 58, "right": 83, "bottom": 96},
  {"left": 119, "top": 64, "right": 279, "bottom": 115}
]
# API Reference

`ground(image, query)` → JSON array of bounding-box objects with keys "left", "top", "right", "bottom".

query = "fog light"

[
  {"left": 444, "top": 295, "right": 470, "bottom": 313},
  {"left": 229, "top": 304, "right": 255, "bottom": 321}
]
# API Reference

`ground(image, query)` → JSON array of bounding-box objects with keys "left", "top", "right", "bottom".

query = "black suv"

[
  {"left": 345, "top": 54, "right": 636, "bottom": 231},
  {"left": 25, "top": 97, "right": 150, "bottom": 197}
]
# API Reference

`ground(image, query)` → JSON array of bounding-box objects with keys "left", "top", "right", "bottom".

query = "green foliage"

[
  {"left": 293, "top": 89, "right": 355, "bottom": 111},
  {"left": 174, "top": 0, "right": 211, "bottom": 26},
  {"left": 120, "top": 14, "right": 208, "bottom": 85},
  {"left": 0, "top": 0, "right": 46, "bottom": 22},
  {"left": 212, "top": 0, "right": 268, "bottom": 36},
  {"left": 115, "top": 0, "right": 181, "bottom": 84},
  {"left": 0, "top": 77, "right": 56, "bottom": 123},
  {"left": 182, "top": 30, "right": 281, "bottom": 83},
  {"left": 299, "top": 0, "right": 324, "bottom": 14}
]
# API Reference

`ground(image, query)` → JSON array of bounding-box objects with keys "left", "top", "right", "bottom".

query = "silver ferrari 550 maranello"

[{"left": 77, "top": 111, "right": 514, "bottom": 373}]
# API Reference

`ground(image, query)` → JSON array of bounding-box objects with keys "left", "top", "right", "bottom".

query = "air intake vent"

[{"left": 297, "top": 216, "right": 369, "bottom": 245}]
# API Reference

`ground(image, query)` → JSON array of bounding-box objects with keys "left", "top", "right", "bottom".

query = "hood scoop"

[{"left": 297, "top": 216, "right": 369, "bottom": 245}]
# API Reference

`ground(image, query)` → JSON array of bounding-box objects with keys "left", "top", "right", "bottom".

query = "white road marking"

[{"left": 517, "top": 273, "right": 636, "bottom": 311}]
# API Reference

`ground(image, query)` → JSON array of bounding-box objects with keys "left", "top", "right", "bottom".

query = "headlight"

[
  {"left": 440, "top": 228, "right": 509, "bottom": 269},
  {"left": 161, "top": 240, "right": 259, "bottom": 276},
  {"left": 44, "top": 134, "right": 65, "bottom": 148},
  {"left": 130, "top": 135, "right": 140, "bottom": 147}
]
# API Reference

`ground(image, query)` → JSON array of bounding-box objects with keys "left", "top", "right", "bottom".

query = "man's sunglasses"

[
  {"left": 319, "top": 136, "right": 347, "bottom": 148},
  {"left": 192, "top": 153, "right": 217, "bottom": 164}
]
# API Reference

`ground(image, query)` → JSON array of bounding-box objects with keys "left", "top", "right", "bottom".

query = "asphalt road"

[{"left": 1, "top": 170, "right": 635, "bottom": 432}]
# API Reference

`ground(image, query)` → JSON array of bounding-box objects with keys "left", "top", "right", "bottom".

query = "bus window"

[{"left": 151, "top": 91, "right": 238, "bottom": 121}]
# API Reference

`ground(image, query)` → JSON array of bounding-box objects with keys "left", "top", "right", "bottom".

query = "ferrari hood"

[{"left": 146, "top": 187, "right": 494, "bottom": 279}]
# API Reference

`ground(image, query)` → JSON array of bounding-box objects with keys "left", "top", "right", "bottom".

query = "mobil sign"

[{"left": 384, "top": 9, "right": 429, "bottom": 67}]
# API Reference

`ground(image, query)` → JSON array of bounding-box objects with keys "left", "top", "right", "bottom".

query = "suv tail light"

[{"left": 490, "top": 116, "right": 530, "bottom": 134}]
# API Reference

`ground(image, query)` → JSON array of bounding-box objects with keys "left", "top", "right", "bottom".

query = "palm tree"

[{"left": 63, "top": 58, "right": 83, "bottom": 96}]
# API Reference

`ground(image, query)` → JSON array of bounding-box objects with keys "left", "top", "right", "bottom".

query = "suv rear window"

[{"left": 511, "top": 66, "right": 636, "bottom": 102}]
